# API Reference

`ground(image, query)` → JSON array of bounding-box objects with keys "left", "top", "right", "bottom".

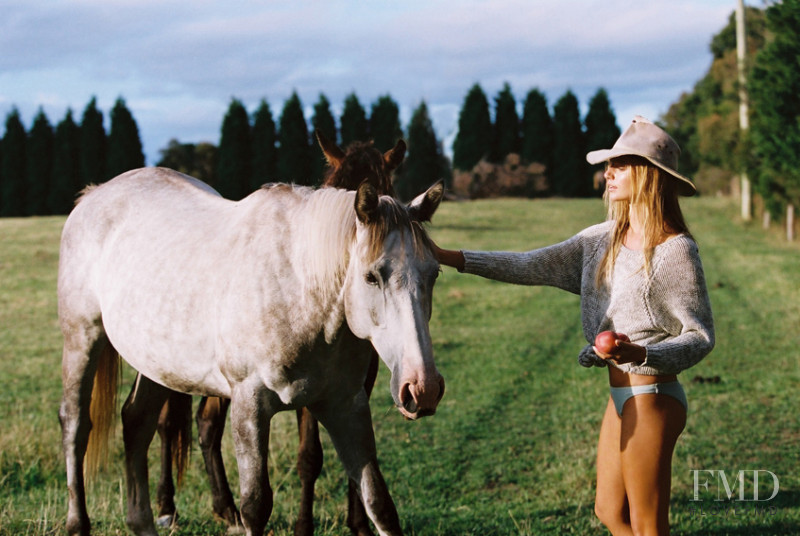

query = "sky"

[{"left": 1, "top": 0, "right": 752, "bottom": 166}]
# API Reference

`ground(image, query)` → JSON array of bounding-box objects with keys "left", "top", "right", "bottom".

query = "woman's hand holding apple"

[{"left": 593, "top": 331, "right": 644, "bottom": 364}]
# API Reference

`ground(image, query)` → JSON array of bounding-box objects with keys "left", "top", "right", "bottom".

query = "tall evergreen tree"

[
  {"left": 551, "top": 90, "right": 586, "bottom": 197},
  {"left": 396, "top": 101, "right": 446, "bottom": 201},
  {"left": 369, "top": 95, "right": 403, "bottom": 152},
  {"left": 584, "top": 88, "right": 620, "bottom": 152},
  {"left": 50, "top": 109, "right": 81, "bottom": 214},
  {"left": 520, "top": 88, "right": 554, "bottom": 177},
  {"left": 310, "top": 94, "right": 336, "bottom": 185},
  {"left": 312, "top": 94, "right": 337, "bottom": 143},
  {"left": 340, "top": 92, "right": 368, "bottom": 147},
  {"left": 216, "top": 98, "right": 252, "bottom": 200},
  {"left": 106, "top": 97, "right": 145, "bottom": 180},
  {"left": 584, "top": 88, "right": 620, "bottom": 194},
  {"left": 26, "top": 108, "right": 54, "bottom": 215},
  {"left": 452, "top": 83, "right": 492, "bottom": 171},
  {"left": 277, "top": 92, "right": 311, "bottom": 185},
  {"left": 749, "top": 0, "right": 800, "bottom": 220},
  {"left": 251, "top": 99, "right": 277, "bottom": 190},
  {"left": 1, "top": 108, "right": 27, "bottom": 216},
  {"left": 79, "top": 97, "right": 106, "bottom": 188},
  {"left": 490, "top": 82, "right": 520, "bottom": 163}
]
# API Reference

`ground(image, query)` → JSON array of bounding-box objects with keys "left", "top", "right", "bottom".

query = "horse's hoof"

[{"left": 156, "top": 514, "right": 177, "bottom": 528}]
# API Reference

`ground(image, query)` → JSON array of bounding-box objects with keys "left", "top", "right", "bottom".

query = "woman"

[{"left": 435, "top": 116, "right": 714, "bottom": 535}]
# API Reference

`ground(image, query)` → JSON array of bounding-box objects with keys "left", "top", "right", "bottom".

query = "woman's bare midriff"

[{"left": 608, "top": 365, "right": 677, "bottom": 387}]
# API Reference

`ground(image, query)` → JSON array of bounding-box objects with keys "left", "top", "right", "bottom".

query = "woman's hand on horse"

[{"left": 431, "top": 242, "right": 465, "bottom": 271}]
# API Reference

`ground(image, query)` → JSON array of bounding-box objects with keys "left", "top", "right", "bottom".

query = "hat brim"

[{"left": 586, "top": 148, "right": 696, "bottom": 197}]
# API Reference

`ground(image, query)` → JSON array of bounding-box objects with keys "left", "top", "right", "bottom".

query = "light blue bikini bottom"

[{"left": 609, "top": 381, "right": 687, "bottom": 416}]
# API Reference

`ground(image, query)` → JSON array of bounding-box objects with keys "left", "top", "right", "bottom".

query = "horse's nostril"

[{"left": 400, "top": 383, "right": 417, "bottom": 413}]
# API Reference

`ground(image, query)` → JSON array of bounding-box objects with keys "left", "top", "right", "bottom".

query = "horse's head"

[
  {"left": 344, "top": 181, "right": 445, "bottom": 420},
  {"left": 316, "top": 129, "right": 405, "bottom": 197}
]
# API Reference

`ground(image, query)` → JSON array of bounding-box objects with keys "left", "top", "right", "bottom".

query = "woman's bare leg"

[
  {"left": 620, "top": 394, "right": 686, "bottom": 536},
  {"left": 595, "top": 394, "right": 686, "bottom": 536},
  {"left": 595, "top": 397, "right": 633, "bottom": 536}
]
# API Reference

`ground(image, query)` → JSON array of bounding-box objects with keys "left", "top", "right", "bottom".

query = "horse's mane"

[
  {"left": 75, "top": 184, "right": 99, "bottom": 206},
  {"left": 297, "top": 187, "right": 357, "bottom": 295},
  {"left": 296, "top": 187, "right": 433, "bottom": 298}
]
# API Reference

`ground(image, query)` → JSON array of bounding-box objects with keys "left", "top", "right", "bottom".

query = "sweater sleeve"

[
  {"left": 461, "top": 226, "right": 600, "bottom": 294},
  {"left": 630, "top": 237, "right": 715, "bottom": 375}
]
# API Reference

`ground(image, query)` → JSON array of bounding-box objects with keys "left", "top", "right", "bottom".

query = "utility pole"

[{"left": 736, "top": 0, "right": 752, "bottom": 221}]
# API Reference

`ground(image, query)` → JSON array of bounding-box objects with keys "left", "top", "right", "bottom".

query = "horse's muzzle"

[{"left": 398, "top": 375, "right": 445, "bottom": 420}]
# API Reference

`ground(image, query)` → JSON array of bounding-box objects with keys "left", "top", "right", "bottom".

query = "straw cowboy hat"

[{"left": 586, "top": 115, "right": 696, "bottom": 196}]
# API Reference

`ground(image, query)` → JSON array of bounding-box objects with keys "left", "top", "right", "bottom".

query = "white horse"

[{"left": 57, "top": 168, "right": 446, "bottom": 536}]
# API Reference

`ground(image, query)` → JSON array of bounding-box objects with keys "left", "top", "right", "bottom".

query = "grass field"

[{"left": 1, "top": 196, "right": 798, "bottom": 535}]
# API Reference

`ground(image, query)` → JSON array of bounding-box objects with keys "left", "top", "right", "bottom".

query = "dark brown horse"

[{"left": 147, "top": 130, "right": 406, "bottom": 536}]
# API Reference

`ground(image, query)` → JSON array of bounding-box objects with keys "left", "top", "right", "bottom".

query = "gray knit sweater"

[{"left": 462, "top": 221, "right": 715, "bottom": 376}]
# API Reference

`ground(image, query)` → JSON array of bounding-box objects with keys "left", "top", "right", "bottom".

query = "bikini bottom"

[{"left": 609, "top": 381, "right": 687, "bottom": 416}]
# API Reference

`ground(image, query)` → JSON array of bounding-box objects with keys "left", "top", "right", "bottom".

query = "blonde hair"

[{"left": 596, "top": 156, "right": 691, "bottom": 287}]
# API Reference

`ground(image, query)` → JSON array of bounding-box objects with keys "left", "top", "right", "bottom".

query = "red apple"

[{"left": 594, "top": 330, "right": 626, "bottom": 354}]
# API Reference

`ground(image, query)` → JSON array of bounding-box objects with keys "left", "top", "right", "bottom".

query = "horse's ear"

[
  {"left": 408, "top": 181, "right": 444, "bottom": 223},
  {"left": 383, "top": 139, "right": 406, "bottom": 172},
  {"left": 316, "top": 129, "right": 345, "bottom": 168},
  {"left": 355, "top": 182, "right": 380, "bottom": 224}
]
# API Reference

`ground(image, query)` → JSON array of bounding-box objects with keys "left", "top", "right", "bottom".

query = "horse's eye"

[{"left": 365, "top": 272, "right": 380, "bottom": 286}]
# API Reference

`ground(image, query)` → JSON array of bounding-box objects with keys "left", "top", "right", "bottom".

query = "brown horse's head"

[{"left": 316, "top": 129, "right": 405, "bottom": 197}]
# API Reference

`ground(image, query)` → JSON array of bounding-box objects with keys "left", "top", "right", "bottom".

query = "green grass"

[{"left": 1, "top": 197, "right": 798, "bottom": 535}]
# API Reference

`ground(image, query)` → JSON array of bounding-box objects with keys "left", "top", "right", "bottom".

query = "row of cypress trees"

[
  {"left": 159, "top": 91, "right": 450, "bottom": 203},
  {"left": 452, "top": 83, "right": 621, "bottom": 197},
  {"left": 166, "top": 84, "right": 621, "bottom": 204},
  {"left": 0, "top": 97, "right": 143, "bottom": 217},
  {"left": 1, "top": 84, "right": 618, "bottom": 216}
]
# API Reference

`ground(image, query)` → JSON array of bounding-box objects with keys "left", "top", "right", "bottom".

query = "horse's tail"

[
  {"left": 85, "top": 340, "right": 120, "bottom": 477},
  {"left": 162, "top": 391, "right": 193, "bottom": 486}
]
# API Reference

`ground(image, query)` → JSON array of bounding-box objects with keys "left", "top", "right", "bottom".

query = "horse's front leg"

[
  {"left": 121, "top": 374, "right": 172, "bottom": 536},
  {"left": 230, "top": 383, "right": 275, "bottom": 536},
  {"left": 313, "top": 391, "right": 403, "bottom": 536},
  {"left": 346, "top": 350, "right": 380, "bottom": 536}
]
